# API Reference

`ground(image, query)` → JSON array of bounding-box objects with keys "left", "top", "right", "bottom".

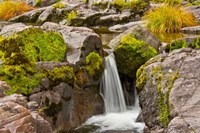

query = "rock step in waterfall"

[{"left": 84, "top": 53, "right": 145, "bottom": 132}]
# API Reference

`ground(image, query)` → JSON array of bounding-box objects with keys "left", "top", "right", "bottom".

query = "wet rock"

[
  {"left": 136, "top": 48, "right": 200, "bottom": 132},
  {"left": 181, "top": 25, "right": 200, "bottom": 34},
  {"left": 108, "top": 25, "right": 161, "bottom": 51},
  {"left": 41, "top": 22, "right": 102, "bottom": 64}
]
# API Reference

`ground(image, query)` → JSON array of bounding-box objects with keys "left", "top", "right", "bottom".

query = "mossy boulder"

[
  {"left": 0, "top": 27, "right": 67, "bottom": 95},
  {"left": 114, "top": 34, "right": 157, "bottom": 78},
  {"left": 136, "top": 48, "right": 200, "bottom": 132}
]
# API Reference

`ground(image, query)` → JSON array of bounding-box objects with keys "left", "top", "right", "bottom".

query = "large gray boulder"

[
  {"left": 136, "top": 48, "right": 200, "bottom": 132},
  {"left": 41, "top": 22, "right": 102, "bottom": 64},
  {"left": 108, "top": 25, "right": 161, "bottom": 51}
]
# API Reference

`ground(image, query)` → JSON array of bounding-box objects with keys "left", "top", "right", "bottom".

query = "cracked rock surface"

[{"left": 136, "top": 48, "right": 200, "bottom": 132}]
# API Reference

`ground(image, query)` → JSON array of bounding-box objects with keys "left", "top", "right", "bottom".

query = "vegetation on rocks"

[
  {"left": 0, "top": 1, "right": 34, "bottom": 20},
  {"left": 143, "top": 5, "right": 197, "bottom": 33},
  {"left": 42, "top": 66, "right": 75, "bottom": 86},
  {"left": 112, "top": 0, "right": 148, "bottom": 12},
  {"left": 53, "top": 1, "right": 65, "bottom": 9},
  {"left": 85, "top": 52, "right": 103, "bottom": 77},
  {"left": 66, "top": 10, "right": 77, "bottom": 24},
  {"left": 114, "top": 34, "right": 157, "bottom": 78},
  {"left": 0, "top": 28, "right": 67, "bottom": 95},
  {"left": 165, "top": 36, "right": 200, "bottom": 52}
]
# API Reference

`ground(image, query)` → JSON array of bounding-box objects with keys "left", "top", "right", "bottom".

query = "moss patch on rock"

[
  {"left": 0, "top": 28, "right": 67, "bottom": 95},
  {"left": 43, "top": 66, "right": 75, "bottom": 86},
  {"left": 85, "top": 52, "right": 103, "bottom": 77},
  {"left": 166, "top": 36, "right": 200, "bottom": 52},
  {"left": 114, "top": 34, "right": 157, "bottom": 78}
]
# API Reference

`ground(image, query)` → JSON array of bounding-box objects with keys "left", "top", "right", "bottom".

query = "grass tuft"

[
  {"left": 0, "top": 1, "right": 34, "bottom": 20},
  {"left": 143, "top": 5, "right": 197, "bottom": 33}
]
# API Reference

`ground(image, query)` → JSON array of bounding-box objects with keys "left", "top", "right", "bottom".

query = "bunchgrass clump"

[
  {"left": 143, "top": 5, "right": 197, "bottom": 33},
  {"left": 0, "top": 1, "right": 34, "bottom": 20}
]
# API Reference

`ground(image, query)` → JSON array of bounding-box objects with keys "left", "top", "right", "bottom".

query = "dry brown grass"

[{"left": 0, "top": 1, "right": 35, "bottom": 20}]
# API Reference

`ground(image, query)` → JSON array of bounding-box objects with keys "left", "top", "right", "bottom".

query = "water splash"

[{"left": 83, "top": 53, "right": 145, "bottom": 132}]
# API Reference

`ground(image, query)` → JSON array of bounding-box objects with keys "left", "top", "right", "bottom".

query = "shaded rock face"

[
  {"left": 136, "top": 48, "right": 200, "bottom": 132},
  {"left": 108, "top": 25, "right": 161, "bottom": 51},
  {"left": 41, "top": 22, "right": 102, "bottom": 64},
  {"left": 29, "top": 62, "right": 104, "bottom": 131},
  {"left": 0, "top": 94, "right": 53, "bottom": 133}
]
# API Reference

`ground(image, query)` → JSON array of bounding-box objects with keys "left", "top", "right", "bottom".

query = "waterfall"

[
  {"left": 100, "top": 53, "right": 126, "bottom": 113},
  {"left": 83, "top": 53, "right": 145, "bottom": 132}
]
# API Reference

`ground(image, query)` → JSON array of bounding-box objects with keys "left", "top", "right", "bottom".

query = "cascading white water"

[
  {"left": 84, "top": 53, "right": 145, "bottom": 132},
  {"left": 101, "top": 53, "right": 126, "bottom": 113}
]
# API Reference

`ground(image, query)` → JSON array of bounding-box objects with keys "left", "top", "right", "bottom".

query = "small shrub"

[
  {"left": 143, "top": 5, "right": 197, "bottom": 33},
  {"left": 114, "top": 34, "right": 157, "bottom": 77},
  {"left": 112, "top": 0, "right": 130, "bottom": 11},
  {"left": 85, "top": 52, "right": 103, "bottom": 76},
  {"left": 0, "top": 1, "right": 34, "bottom": 20}
]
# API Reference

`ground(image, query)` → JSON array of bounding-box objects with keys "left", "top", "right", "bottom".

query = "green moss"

[
  {"left": 191, "top": 37, "right": 200, "bottom": 49},
  {"left": 0, "top": 28, "right": 67, "bottom": 95},
  {"left": 166, "top": 40, "right": 188, "bottom": 52},
  {"left": 0, "top": 64, "right": 45, "bottom": 95},
  {"left": 17, "top": 28, "right": 66, "bottom": 62},
  {"left": 111, "top": 0, "right": 148, "bottom": 13},
  {"left": 53, "top": 1, "right": 66, "bottom": 9},
  {"left": 85, "top": 52, "right": 103, "bottom": 76},
  {"left": 43, "top": 66, "right": 75, "bottom": 86},
  {"left": 115, "top": 34, "right": 157, "bottom": 78},
  {"left": 35, "top": 0, "right": 42, "bottom": 6},
  {"left": 92, "top": 2, "right": 109, "bottom": 10},
  {"left": 154, "top": 68, "right": 179, "bottom": 127}
]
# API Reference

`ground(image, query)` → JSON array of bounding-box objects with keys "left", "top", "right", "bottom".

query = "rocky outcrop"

[
  {"left": 136, "top": 48, "right": 200, "bottom": 132},
  {"left": 9, "top": 0, "right": 149, "bottom": 27},
  {"left": 0, "top": 23, "right": 31, "bottom": 37},
  {"left": 108, "top": 25, "right": 161, "bottom": 51},
  {"left": 0, "top": 94, "right": 53, "bottom": 133},
  {"left": 109, "top": 21, "right": 147, "bottom": 33},
  {"left": 181, "top": 25, "right": 200, "bottom": 34},
  {"left": 41, "top": 22, "right": 102, "bottom": 64},
  {"left": 29, "top": 61, "right": 104, "bottom": 131}
]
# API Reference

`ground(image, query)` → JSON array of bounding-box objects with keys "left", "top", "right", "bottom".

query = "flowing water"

[{"left": 83, "top": 53, "right": 145, "bottom": 133}]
